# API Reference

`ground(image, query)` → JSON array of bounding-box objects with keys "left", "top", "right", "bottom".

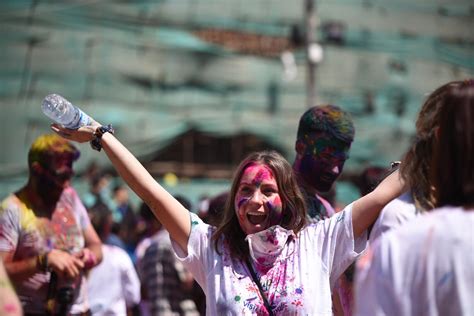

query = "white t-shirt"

[
  {"left": 369, "top": 191, "right": 419, "bottom": 243},
  {"left": 87, "top": 244, "right": 141, "bottom": 316},
  {"left": 0, "top": 188, "right": 91, "bottom": 314},
  {"left": 172, "top": 204, "right": 367, "bottom": 315},
  {"left": 355, "top": 206, "right": 474, "bottom": 316}
]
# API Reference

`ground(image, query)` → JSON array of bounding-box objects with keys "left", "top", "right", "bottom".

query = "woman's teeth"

[{"left": 247, "top": 212, "right": 267, "bottom": 225}]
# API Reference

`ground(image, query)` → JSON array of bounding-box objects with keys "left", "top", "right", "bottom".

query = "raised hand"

[{"left": 50, "top": 123, "right": 99, "bottom": 143}]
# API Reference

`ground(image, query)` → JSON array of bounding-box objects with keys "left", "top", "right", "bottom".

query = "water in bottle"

[{"left": 42, "top": 94, "right": 93, "bottom": 129}]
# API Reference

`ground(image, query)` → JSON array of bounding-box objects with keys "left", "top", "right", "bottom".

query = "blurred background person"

[
  {"left": 356, "top": 166, "right": 388, "bottom": 197},
  {"left": 0, "top": 134, "right": 102, "bottom": 316},
  {"left": 197, "top": 191, "right": 228, "bottom": 227},
  {"left": 111, "top": 183, "right": 135, "bottom": 225},
  {"left": 135, "top": 199, "right": 200, "bottom": 316},
  {"left": 82, "top": 171, "right": 113, "bottom": 212},
  {"left": 87, "top": 203, "right": 141, "bottom": 316}
]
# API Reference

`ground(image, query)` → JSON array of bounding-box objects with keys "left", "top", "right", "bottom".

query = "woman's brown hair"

[
  {"left": 431, "top": 80, "right": 474, "bottom": 208},
  {"left": 399, "top": 80, "right": 464, "bottom": 211},
  {"left": 212, "top": 150, "right": 308, "bottom": 260}
]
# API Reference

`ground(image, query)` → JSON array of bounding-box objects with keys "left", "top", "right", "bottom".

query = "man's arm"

[
  {"left": 75, "top": 224, "right": 102, "bottom": 269},
  {"left": 1, "top": 250, "right": 84, "bottom": 282},
  {"left": 0, "top": 250, "right": 37, "bottom": 282}
]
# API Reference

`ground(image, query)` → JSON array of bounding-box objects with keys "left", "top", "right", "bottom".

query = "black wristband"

[{"left": 90, "top": 124, "right": 114, "bottom": 152}]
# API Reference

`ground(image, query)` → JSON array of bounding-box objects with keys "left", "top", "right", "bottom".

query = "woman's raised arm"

[
  {"left": 351, "top": 170, "right": 405, "bottom": 237},
  {"left": 51, "top": 124, "right": 191, "bottom": 252}
]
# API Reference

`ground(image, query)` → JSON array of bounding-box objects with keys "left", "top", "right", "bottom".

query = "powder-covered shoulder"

[
  {"left": 299, "top": 204, "right": 353, "bottom": 243},
  {"left": 0, "top": 195, "right": 23, "bottom": 220},
  {"left": 189, "top": 212, "right": 215, "bottom": 235}
]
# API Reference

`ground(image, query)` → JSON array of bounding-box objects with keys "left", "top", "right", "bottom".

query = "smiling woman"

[
  {"left": 235, "top": 164, "right": 286, "bottom": 233},
  {"left": 214, "top": 151, "right": 307, "bottom": 259},
  {"left": 52, "top": 120, "right": 404, "bottom": 315}
]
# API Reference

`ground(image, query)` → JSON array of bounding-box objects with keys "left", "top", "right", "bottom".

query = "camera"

[{"left": 56, "top": 286, "right": 75, "bottom": 316}]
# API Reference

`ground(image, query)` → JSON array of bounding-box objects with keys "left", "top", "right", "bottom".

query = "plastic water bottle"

[{"left": 41, "top": 94, "right": 93, "bottom": 129}]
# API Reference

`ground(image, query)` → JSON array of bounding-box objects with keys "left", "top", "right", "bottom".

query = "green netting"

[{"left": 0, "top": 0, "right": 473, "bottom": 200}]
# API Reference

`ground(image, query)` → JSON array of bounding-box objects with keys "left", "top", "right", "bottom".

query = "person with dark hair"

[
  {"left": 198, "top": 191, "right": 228, "bottom": 227},
  {"left": 87, "top": 204, "right": 141, "bottom": 316},
  {"left": 293, "top": 104, "right": 355, "bottom": 221},
  {"left": 357, "top": 166, "right": 388, "bottom": 197},
  {"left": 51, "top": 114, "right": 403, "bottom": 314},
  {"left": 0, "top": 134, "right": 102, "bottom": 315},
  {"left": 134, "top": 201, "right": 199, "bottom": 316},
  {"left": 82, "top": 171, "right": 112, "bottom": 211},
  {"left": 293, "top": 105, "right": 356, "bottom": 316},
  {"left": 369, "top": 80, "right": 467, "bottom": 243},
  {"left": 355, "top": 79, "right": 474, "bottom": 315}
]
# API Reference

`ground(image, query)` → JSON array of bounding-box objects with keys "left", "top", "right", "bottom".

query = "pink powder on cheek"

[{"left": 267, "top": 196, "right": 283, "bottom": 226}]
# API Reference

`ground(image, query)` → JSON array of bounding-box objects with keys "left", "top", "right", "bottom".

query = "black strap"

[
  {"left": 45, "top": 271, "right": 57, "bottom": 315},
  {"left": 245, "top": 259, "right": 275, "bottom": 316}
]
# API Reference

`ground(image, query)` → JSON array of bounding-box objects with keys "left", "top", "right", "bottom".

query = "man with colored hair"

[
  {"left": 293, "top": 104, "right": 355, "bottom": 220},
  {"left": 294, "top": 105, "right": 355, "bottom": 316},
  {"left": 0, "top": 134, "right": 102, "bottom": 315}
]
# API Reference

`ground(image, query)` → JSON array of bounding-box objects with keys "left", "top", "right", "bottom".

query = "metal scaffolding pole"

[{"left": 305, "top": 0, "right": 317, "bottom": 108}]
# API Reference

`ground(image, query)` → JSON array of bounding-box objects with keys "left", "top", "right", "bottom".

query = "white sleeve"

[
  {"left": 311, "top": 203, "right": 367, "bottom": 288},
  {"left": 0, "top": 198, "right": 20, "bottom": 252},
  {"left": 369, "top": 194, "right": 417, "bottom": 243},
  {"left": 171, "top": 212, "right": 212, "bottom": 289},
  {"left": 119, "top": 248, "right": 141, "bottom": 306}
]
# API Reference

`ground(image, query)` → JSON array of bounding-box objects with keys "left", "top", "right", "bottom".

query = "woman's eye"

[
  {"left": 240, "top": 187, "right": 252, "bottom": 195},
  {"left": 263, "top": 189, "right": 277, "bottom": 196}
]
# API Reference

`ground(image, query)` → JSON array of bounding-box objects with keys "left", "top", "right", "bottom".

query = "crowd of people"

[{"left": 0, "top": 78, "right": 472, "bottom": 315}]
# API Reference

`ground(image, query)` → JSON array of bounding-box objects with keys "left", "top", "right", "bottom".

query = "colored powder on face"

[
  {"left": 235, "top": 164, "right": 275, "bottom": 212},
  {"left": 235, "top": 164, "right": 282, "bottom": 229},
  {"left": 242, "top": 164, "right": 274, "bottom": 188},
  {"left": 237, "top": 196, "right": 250, "bottom": 209},
  {"left": 266, "top": 196, "right": 283, "bottom": 226}
]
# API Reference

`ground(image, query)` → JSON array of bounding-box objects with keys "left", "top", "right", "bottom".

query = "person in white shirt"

[
  {"left": 355, "top": 79, "right": 474, "bottom": 316},
  {"left": 87, "top": 204, "right": 141, "bottom": 316}
]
